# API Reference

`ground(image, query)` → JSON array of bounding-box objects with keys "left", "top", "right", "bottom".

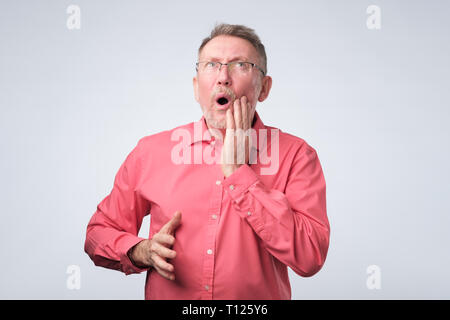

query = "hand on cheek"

[{"left": 221, "top": 96, "right": 253, "bottom": 178}]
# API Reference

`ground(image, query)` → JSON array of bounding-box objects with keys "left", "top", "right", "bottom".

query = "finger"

[
  {"left": 223, "top": 108, "right": 235, "bottom": 165},
  {"left": 249, "top": 102, "right": 253, "bottom": 129},
  {"left": 153, "top": 241, "right": 177, "bottom": 259},
  {"left": 248, "top": 102, "right": 254, "bottom": 145},
  {"left": 226, "top": 107, "right": 235, "bottom": 130},
  {"left": 153, "top": 261, "right": 175, "bottom": 281},
  {"left": 160, "top": 211, "right": 182, "bottom": 234},
  {"left": 153, "top": 254, "right": 175, "bottom": 273},
  {"left": 234, "top": 98, "right": 242, "bottom": 129},
  {"left": 242, "top": 97, "right": 249, "bottom": 131},
  {"left": 153, "top": 233, "right": 175, "bottom": 247}
]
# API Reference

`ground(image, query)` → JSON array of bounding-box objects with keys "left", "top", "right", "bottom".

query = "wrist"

[
  {"left": 127, "top": 240, "right": 152, "bottom": 269},
  {"left": 222, "top": 164, "right": 240, "bottom": 178}
]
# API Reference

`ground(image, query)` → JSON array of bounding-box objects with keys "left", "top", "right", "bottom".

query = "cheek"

[
  {"left": 197, "top": 79, "right": 215, "bottom": 107},
  {"left": 196, "top": 87, "right": 210, "bottom": 108},
  {"left": 247, "top": 78, "right": 262, "bottom": 105},
  {"left": 246, "top": 89, "right": 260, "bottom": 109}
]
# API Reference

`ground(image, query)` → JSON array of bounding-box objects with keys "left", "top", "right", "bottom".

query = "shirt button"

[
  {"left": 247, "top": 211, "right": 252, "bottom": 216},
  {"left": 212, "top": 214, "right": 217, "bottom": 219},
  {"left": 207, "top": 249, "right": 213, "bottom": 255},
  {"left": 216, "top": 180, "right": 221, "bottom": 185},
  {"left": 211, "top": 140, "right": 215, "bottom": 145},
  {"left": 229, "top": 185, "right": 235, "bottom": 191},
  {"left": 205, "top": 285, "right": 210, "bottom": 291}
]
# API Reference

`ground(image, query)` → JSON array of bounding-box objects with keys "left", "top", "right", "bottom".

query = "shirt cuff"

[
  {"left": 119, "top": 234, "right": 151, "bottom": 275},
  {"left": 222, "top": 164, "right": 259, "bottom": 199}
]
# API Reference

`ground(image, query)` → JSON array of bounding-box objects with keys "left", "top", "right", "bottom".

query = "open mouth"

[
  {"left": 217, "top": 97, "right": 229, "bottom": 105},
  {"left": 215, "top": 93, "right": 233, "bottom": 110}
]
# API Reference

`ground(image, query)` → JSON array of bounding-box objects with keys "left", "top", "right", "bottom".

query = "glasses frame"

[{"left": 195, "top": 61, "right": 266, "bottom": 76}]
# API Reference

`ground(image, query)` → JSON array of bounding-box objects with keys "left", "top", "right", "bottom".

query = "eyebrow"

[{"left": 206, "top": 56, "right": 250, "bottom": 62}]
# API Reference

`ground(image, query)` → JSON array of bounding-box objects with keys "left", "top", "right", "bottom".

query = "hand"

[
  {"left": 128, "top": 211, "right": 182, "bottom": 281},
  {"left": 221, "top": 96, "right": 253, "bottom": 178}
]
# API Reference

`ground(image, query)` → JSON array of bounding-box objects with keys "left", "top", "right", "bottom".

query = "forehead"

[{"left": 199, "top": 35, "right": 259, "bottom": 61}]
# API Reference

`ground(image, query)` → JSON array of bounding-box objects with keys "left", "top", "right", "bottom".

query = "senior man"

[{"left": 85, "top": 23, "right": 330, "bottom": 300}]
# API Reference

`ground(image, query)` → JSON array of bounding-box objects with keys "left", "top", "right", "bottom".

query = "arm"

[
  {"left": 84, "top": 140, "right": 151, "bottom": 275},
  {"left": 222, "top": 143, "right": 330, "bottom": 277}
]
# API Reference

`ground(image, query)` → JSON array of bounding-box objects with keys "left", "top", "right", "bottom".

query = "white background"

[{"left": 0, "top": 0, "right": 449, "bottom": 299}]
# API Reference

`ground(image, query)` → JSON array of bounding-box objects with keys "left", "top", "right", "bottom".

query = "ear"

[
  {"left": 257, "top": 76, "right": 272, "bottom": 102},
  {"left": 193, "top": 76, "right": 199, "bottom": 103}
]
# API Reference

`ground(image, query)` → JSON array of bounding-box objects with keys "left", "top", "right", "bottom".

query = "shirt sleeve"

[
  {"left": 221, "top": 142, "right": 330, "bottom": 277},
  {"left": 84, "top": 139, "right": 151, "bottom": 275}
]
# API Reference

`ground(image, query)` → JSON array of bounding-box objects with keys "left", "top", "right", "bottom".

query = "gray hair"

[{"left": 198, "top": 23, "right": 267, "bottom": 75}]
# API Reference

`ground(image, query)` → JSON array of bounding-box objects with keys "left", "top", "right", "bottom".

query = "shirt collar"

[{"left": 188, "top": 111, "right": 266, "bottom": 151}]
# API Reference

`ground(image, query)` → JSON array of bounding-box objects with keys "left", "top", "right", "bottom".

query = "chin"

[{"left": 204, "top": 110, "right": 226, "bottom": 129}]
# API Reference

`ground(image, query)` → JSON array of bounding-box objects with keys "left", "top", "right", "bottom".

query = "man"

[{"left": 84, "top": 23, "right": 330, "bottom": 300}]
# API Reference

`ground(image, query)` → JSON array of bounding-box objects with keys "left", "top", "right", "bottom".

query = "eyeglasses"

[{"left": 196, "top": 61, "right": 266, "bottom": 76}]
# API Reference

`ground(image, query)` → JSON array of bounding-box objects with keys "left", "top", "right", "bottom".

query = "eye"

[
  {"left": 206, "top": 62, "right": 216, "bottom": 68},
  {"left": 233, "top": 62, "right": 251, "bottom": 72}
]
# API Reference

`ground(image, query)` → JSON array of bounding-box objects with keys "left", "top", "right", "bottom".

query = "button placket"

[{"left": 200, "top": 177, "right": 223, "bottom": 299}]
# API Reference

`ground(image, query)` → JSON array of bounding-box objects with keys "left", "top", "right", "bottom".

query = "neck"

[{"left": 206, "top": 114, "right": 257, "bottom": 141}]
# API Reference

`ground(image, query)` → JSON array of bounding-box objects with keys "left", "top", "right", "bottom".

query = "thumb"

[{"left": 162, "top": 211, "right": 182, "bottom": 234}]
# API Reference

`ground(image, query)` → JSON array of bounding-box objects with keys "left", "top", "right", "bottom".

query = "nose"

[{"left": 216, "top": 64, "right": 232, "bottom": 87}]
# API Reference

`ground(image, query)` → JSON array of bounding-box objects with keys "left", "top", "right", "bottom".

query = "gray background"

[{"left": 1, "top": 0, "right": 449, "bottom": 299}]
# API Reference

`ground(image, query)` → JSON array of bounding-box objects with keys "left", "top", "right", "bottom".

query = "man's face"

[{"left": 193, "top": 35, "right": 271, "bottom": 130}]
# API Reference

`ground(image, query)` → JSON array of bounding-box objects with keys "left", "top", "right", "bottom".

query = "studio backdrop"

[{"left": 0, "top": 0, "right": 449, "bottom": 299}]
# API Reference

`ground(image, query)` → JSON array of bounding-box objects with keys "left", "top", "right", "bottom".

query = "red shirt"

[{"left": 84, "top": 112, "right": 330, "bottom": 299}]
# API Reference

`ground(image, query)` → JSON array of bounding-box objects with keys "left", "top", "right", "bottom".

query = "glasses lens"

[
  {"left": 197, "top": 61, "right": 258, "bottom": 75},
  {"left": 230, "top": 62, "right": 251, "bottom": 75},
  {"left": 202, "top": 62, "right": 217, "bottom": 73}
]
